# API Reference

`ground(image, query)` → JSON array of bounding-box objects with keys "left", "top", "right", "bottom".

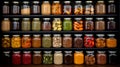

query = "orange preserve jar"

[
  {"left": 106, "top": 34, "right": 117, "bottom": 48},
  {"left": 11, "top": 35, "right": 21, "bottom": 48},
  {"left": 32, "top": 35, "right": 41, "bottom": 48},
  {"left": 52, "top": 1, "right": 61, "bottom": 15},
  {"left": 74, "top": 51, "right": 84, "bottom": 64},
  {"left": 22, "top": 35, "right": 31, "bottom": 48}
]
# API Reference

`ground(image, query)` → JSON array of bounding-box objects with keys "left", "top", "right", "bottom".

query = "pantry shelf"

[
  {"left": 1, "top": 48, "right": 118, "bottom": 51},
  {"left": 2, "top": 31, "right": 118, "bottom": 34},
  {"left": 2, "top": 14, "right": 117, "bottom": 18}
]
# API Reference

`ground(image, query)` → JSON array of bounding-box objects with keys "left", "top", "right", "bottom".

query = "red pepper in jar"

[{"left": 84, "top": 34, "right": 94, "bottom": 48}]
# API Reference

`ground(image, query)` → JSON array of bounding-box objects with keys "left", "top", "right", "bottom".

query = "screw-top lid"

[
  {"left": 64, "top": 51, "right": 72, "bottom": 53},
  {"left": 64, "top": 18, "right": 71, "bottom": 20},
  {"left": 4, "top": 18, "right": 9, "bottom": 20},
  {"left": 75, "top": 1, "right": 82, "bottom": 3},
  {"left": 23, "top": 35, "right": 30, "bottom": 37},
  {"left": 97, "top": 34, "right": 105, "bottom": 37},
  {"left": 23, "top": 1, "right": 29, "bottom": 4},
  {"left": 108, "top": 17, "right": 115, "bottom": 20},
  {"left": 33, "top": 1, "right": 39, "bottom": 4},
  {"left": 53, "top": 1, "right": 60, "bottom": 3},
  {"left": 75, "top": 18, "right": 82, "bottom": 20},
  {"left": 23, "top": 18, "right": 30, "bottom": 20},
  {"left": 75, "top": 51, "right": 83, "bottom": 53},
  {"left": 85, "top": 34, "right": 93, "bottom": 36},
  {"left": 13, "top": 35, "right": 20, "bottom": 37},
  {"left": 43, "top": 1, "right": 49, "bottom": 3},
  {"left": 43, "top": 34, "right": 51, "bottom": 36},
  {"left": 98, "top": 1, "right": 104, "bottom": 3},
  {"left": 13, "top": 51, "right": 21, "bottom": 53},
  {"left": 33, "top": 35, "right": 40, "bottom": 37},
  {"left": 55, "top": 51, "right": 62, "bottom": 53},
  {"left": 34, "top": 51, "right": 41, "bottom": 53},
  {"left": 86, "top": 18, "right": 93, "bottom": 20},
  {"left": 64, "top": 34, "right": 71, "bottom": 36},
  {"left": 13, "top": 1, "right": 19, "bottom": 4},
  {"left": 23, "top": 51, "right": 31, "bottom": 53},
  {"left": 96, "top": 18, "right": 104, "bottom": 20},
  {"left": 4, "top": 1, "right": 9, "bottom": 4},
  {"left": 86, "top": 1, "right": 92, "bottom": 3},
  {"left": 109, "top": 0, "right": 114, "bottom": 3},
  {"left": 44, "top": 51, "right": 52, "bottom": 53},
  {"left": 98, "top": 51, "right": 106, "bottom": 53},
  {"left": 43, "top": 18, "right": 50, "bottom": 20},
  {"left": 33, "top": 18, "right": 40, "bottom": 20},
  {"left": 3, "top": 35, "right": 9, "bottom": 37},
  {"left": 108, "top": 34, "right": 115, "bottom": 36},
  {"left": 109, "top": 51, "right": 116, "bottom": 53},
  {"left": 3, "top": 51, "right": 10, "bottom": 53},
  {"left": 75, "top": 34, "right": 82, "bottom": 37},
  {"left": 13, "top": 18, "right": 19, "bottom": 20},
  {"left": 64, "top": 1, "right": 71, "bottom": 3},
  {"left": 86, "top": 51, "right": 94, "bottom": 53},
  {"left": 54, "top": 34, "right": 61, "bottom": 36}
]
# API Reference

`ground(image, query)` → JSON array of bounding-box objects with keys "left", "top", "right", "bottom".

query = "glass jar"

[
  {"left": 12, "top": 1, "right": 20, "bottom": 14},
  {"left": 11, "top": 35, "right": 21, "bottom": 48},
  {"left": 42, "top": 34, "right": 51, "bottom": 48},
  {"left": 108, "top": 0, "right": 116, "bottom": 14},
  {"left": 32, "top": 18, "right": 41, "bottom": 31},
  {"left": 42, "top": 18, "right": 51, "bottom": 31},
  {"left": 12, "top": 18, "right": 20, "bottom": 31},
  {"left": 22, "top": 18, "right": 31, "bottom": 31},
  {"left": 1, "top": 18, "right": 10, "bottom": 31},
  {"left": 85, "top": 1, "right": 94, "bottom": 15},
  {"left": 52, "top": 18, "right": 62, "bottom": 31},
  {"left": 63, "top": 34, "right": 72, "bottom": 48},
  {"left": 32, "top": 35, "right": 41, "bottom": 48},
  {"left": 85, "top": 51, "right": 95, "bottom": 65},
  {"left": 97, "top": 51, "right": 106, "bottom": 64},
  {"left": 74, "top": 18, "right": 83, "bottom": 31},
  {"left": 74, "top": 51, "right": 84, "bottom": 64},
  {"left": 32, "top": 1, "right": 40, "bottom": 14},
  {"left": 74, "top": 1, "right": 83, "bottom": 15},
  {"left": 63, "top": 1, "right": 72, "bottom": 15},
  {"left": 96, "top": 34, "right": 106, "bottom": 48},
  {"left": 85, "top": 18, "right": 94, "bottom": 31},
  {"left": 22, "top": 35, "right": 31, "bottom": 48},
  {"left": 95, "top": 18, "right": 105, "bottom": 31},
  {"left": 22, "top": 51, "right": 31, "bottom": 64},
  {"left": 107, "top": 18, "right": 116, "bottom": 30},
  {"left": 2, "top": 51, "right": 11, "bottom": 64},
  {"left": 64, "top": 51, "right": 73, "bottom": 64},
  {"left": 43, "top": 51, "right": 53, "bottom": 64},
  {"left": 21, "top": 1, "right": 30, "bottom": 15},
  {"left": 84, "top": 34, "right": 94, "bottom": 48},
  {"left": 52, "top": 1, "right": 61, "bottom": 15},
  {"left": 106, "top": 34, "right": 117, "bottom": 48},
  {"left": 41, "top": 1, "right": 51, "bottom": 15},
  {"left": 54, "top": 51, "right": 63, "bottom": 64},
  {"left": 33, "top": 51, "right": 42, "bottom": 64},
  {"left": 109, "top": 51, "right": 117, "bottom": 64},
  {"left": 74, "top": 34, "right": 83, "bottom": 48},
  {"left": 3, "top": 1, "right": 9, "bottom": 14},
  {"left": 2, "top": 35, "right": 10, "bottom": 48},
  {"left": 63, "top": 18, "right": 72, "bottom": 31},
  {"left": 53, "top": 34, "right": 62, "bottom": 48},
  {"left": 96, "top": 1, "right": 106, "bottom": 14},
  {"left": 12, "top": 51, "right": 21, "bottom": 65}
]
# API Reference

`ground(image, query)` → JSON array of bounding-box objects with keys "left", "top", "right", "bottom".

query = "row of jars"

[
  {"left": 2, "top": 34, "right": 117, "bottom": 48},
  {"left": 1, "top": 17, "right": 116, "bottom": 31},
  {"left": 2, "top": 51, "right": 118, "bottom": 65},
  {"left": 3, "top": 0, "right": 116, "bottom": 15}
]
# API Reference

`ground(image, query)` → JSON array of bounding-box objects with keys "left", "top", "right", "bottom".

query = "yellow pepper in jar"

[{"left": 11, "top": 35, "right": 21, "bottom": 48}]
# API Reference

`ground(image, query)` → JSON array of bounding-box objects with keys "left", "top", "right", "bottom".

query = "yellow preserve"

[
  {"left": 74, "top": 51, "right": 84, "bottom": 64},
  {"left": 11, "top": 35, "right": 21, "bottom": 48}
]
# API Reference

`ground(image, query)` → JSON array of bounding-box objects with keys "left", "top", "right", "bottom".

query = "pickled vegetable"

[
  {"left": 43, "top": 51, "right": 53, "bottom": 64},
  {"left": 11, "top": 35, "right": 21, "bottom": 48},
  {"left": 74, "top": 18, "right": 83, "bottom": 31},
  {"left": 2, "top": 35, "right": 10, "bottom": 48},
  {"left": 22, "top": 35, "right": 31, "bottom": 48},
  {"left": 63, "top": 18, "right": 72, "bottom": 31},
  {"left": 52, "top": 18, "right": 62, "bottom": 31},
  {"left": 42, "top": 34, "right": 51, "bottom": 48}
]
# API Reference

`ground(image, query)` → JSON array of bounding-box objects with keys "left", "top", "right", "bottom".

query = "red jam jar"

[
  {"left": 22, "top": 51, "right": 31, "bottom": 64},
  {"left": 12, "top": 51, "right": 21, "bottom": 65}
]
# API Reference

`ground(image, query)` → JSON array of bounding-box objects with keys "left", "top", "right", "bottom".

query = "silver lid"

[
  {"left": 64, "top": 1, "right": 71, "bottom": 3},
  {"left": 33, "top": 35, "right": 40, "bottom": 37},
  {"left": 23, "top": 35, "right": 30, "bottom": 37},
  {"left": 65, "top": 51, "right": 72, "bottom": 53},
  {"left": 13, "top": 35, "right": 20, "bottom": 37},
  {"left": 75, "top": 34, "right": 82, "bottom": 36},
  {"left": 3, "top": 51, "right": 10, "bottom": 53},
  {"left": 64, "top": 18, "right": 71, "bottom": 20},
  {"left": 75, "top": 1, "right": 82, "bottom": 3},
  {"left": 23, "top": 1, "right": 29, "bottom": 4},
  {"left": 13, "top": 18, "right": 19, "bottom": 20},
  {"left": 44, "top": 34, "right": 51, "bottom": 36},
  {"left": 54, "top": 34, "right": 61, "bottom": 36},
  {"left": 44, "top": 51, "right": 52, "bottom": 53},
  {"left": 23, "top": 18, "right": 30, "bottom": 20},
  {"left": 13, "top": 1, "right": 19, "bottom": 4},
  {"left": 64, "top": 34, "right": 71, "bottom": 36},
  {"left": 33, "top": 18, "right": 40, "bottom": 20},
  {"left": 75, "top": 18, "right": 82, "bottom": 20},
  {"left": 97, "top": 34, "right": 105, "bottom": 37},
  {"left": 85, "top": 34, "right": 93, "bottom": 36},
  {"left": 53, "top": 1, "right": 60, "bottom": 3},
  {"left": 24, "top": 51, "right": 31, "bottom": 53},
  {"left": 108, "top": 34, "right": 115, "bottom": 36},
  {"left": 98, "top": 1, "right": 104, "bottom": 3},
  {"left": 43, "top": 18, "right": 50, "bottom": 20},
  {"left": 4, "top": 18, "right": 9, "bottom": 20},
  {"left": 3, "top": 35, "right": 9, "bottom": 37},
  {"left": 33, "top": 1, "right": 39, "bottom": 4},
  {"left": 86, "top": 1, "right": 92, "bottom": 3},
  {"left": 43, "top": 1, "right": 49, "bottom": 3},
  {"left": 34, "top": 51, "right": 41, "bottom": 53},
  {"left": 4, "top": 1, "right": 9, "bottom": 4},
  {"left": 86, "top": 18, "right": 93, "bottom": 20}
]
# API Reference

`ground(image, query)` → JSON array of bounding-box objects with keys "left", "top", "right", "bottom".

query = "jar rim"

[
  {"left": 64, "top": 1, "right": 70, "bottom": 3},
  {"left": 64, "top": 34, "right": 71, "bottom": 36},
  {"left": 13, "top": 35, "right": 20, "bottom": 36},
  {"left": 4, "top": 35, "right": 9, "bottom": 37}
]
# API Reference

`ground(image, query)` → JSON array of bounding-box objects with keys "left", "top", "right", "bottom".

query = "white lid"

[
  {"left": 23, "top": 18, "right": 30, "bottom": 20},
  {"left": 64, "top": 18, "right": 71, "bottom": 20},
  {"left": 13, "top": 51, "right": 21, "bottom": 53},
  {"left": 3, "top": 51, "right": 10, "bottom": 53},
  {"left": 43, "top": 1, "right": 49, "bottom": 3},
  {"left": 75, "top": 34, "right": 82, "bottom": 36},
  {"left": 23, "top": 1, "right": 29, "bottom": 4},
  {"left": 24, "top": 51, "right": 31, "bottom": 53},
  {"left": 55, "top": 51, "right": 62, "bottom": 53},
  {"left": 34, "top": 51, "right": 41, "bottom": 53},
  {"left": 75, "top": 1, "right": 82, "bottom": 3},
  {"left": 13, "top": 35, "right": 20, "bottom": 37},
  {"left": 108, "top": 17, "right": 114, "bottom": 20},
  {"left": 53, "top": 1, "right": 60, "bottom": 3},
  {"left": 86, "top": 51, "right": 94, "bottom": 53},
  {"left": 23, "top": 35, "right": 30, "bottom": 37},
  {"left": 13, "top": 18, "right": 19, "bottom": 20},
  {"left": 86, "top": 18, "right": 93, "bottom": 20},
  {"left": 54, "top": 34, "right": 61, "bottom": 36},
  {"left": 44, "top": 34, "right": 51, "bottom": 36},
  {"left": 33, "top": 18, "right": 40, "bottom": 20},
  {"left": 64, "top": 1, "right": 70, "bottom": 3},
  {"left": 4, "top": 35, "right": 9, "bottom": 37},
  {"left": 109, "top": 0, "right": 114, "bottom": 3},
  {"left": 33, "top": 1, "right": 39, "bottom": 4},
  {"left": 86, "top": 1, "right": 92, "bottom": 3},
  {"left": 33, "top": 35, "right": 40, "bottom": 37},
  {"left": 44, "top": 51, "right": 52, "bottom": 53},
  {"left": 54, "top": 18, "right": 60, "bottom": 20},
  {"left": 75, "top": 18, "right": 82, "bottom": 20},
  {"left": 97, "top": 34, "right": 105, "bottom": 37},
  {"left": 4, "top": 1, "right": 9, "bottom": 4},
  {"left": 13, "top": 1, "right": 19, "bottom": 4},
  {"left": 43, "top": 18, "right": 50, "bottom": 20},
  {"left": 64, "top": 34, "right": 71, "bottom": 36},
  {"left": 109, "top": 51, "right": 116, "bottom": 53},
  {"left": 85, "top": 34, "right": 93, "bottom": 36},
  {"left": 96, "top": 18, "right": 104, "bottom": 20},
  {"left": 98, "top": 51, "right": 106, "bottom": 53},
  {"left": 108, "top": 34, "right": 115, "bottom": 36},
  {"left": 65, "top": 51, "right": 72, "bottom": 53},
  {"left": 4, "top": 18, "right": 9, "bottom": 20}
]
